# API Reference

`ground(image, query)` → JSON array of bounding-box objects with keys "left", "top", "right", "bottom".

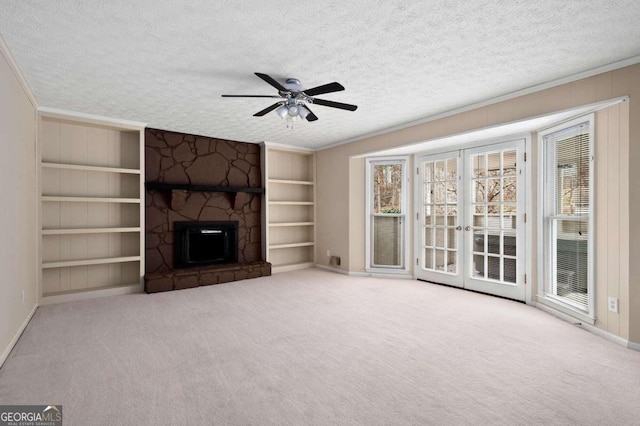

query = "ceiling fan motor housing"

[{"left": 284, "top": 78, "right": 303, "bottom": 92}]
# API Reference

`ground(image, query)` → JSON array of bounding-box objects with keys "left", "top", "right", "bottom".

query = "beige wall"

[
  {"left": 0, "top": 43, "right": 38, "bottom": 365},
  {"left": 316, "top": 64, "right": 640, "bottom": 343}
]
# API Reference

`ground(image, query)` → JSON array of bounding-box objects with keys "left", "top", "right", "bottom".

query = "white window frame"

[
  {"left": 537, "top": 114, "right": 595, "bottom": 323},
  {"left": 365, "top": 156, "right": 409, "bottom": 273}
]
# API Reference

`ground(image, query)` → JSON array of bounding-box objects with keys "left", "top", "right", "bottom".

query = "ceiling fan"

[{"left": 221, "top": 73, "right": 358, "bottom": 122}]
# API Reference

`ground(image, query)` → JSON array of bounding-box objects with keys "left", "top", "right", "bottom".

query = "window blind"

[{"left": 543, "top": 121, "right": 591, "bottom": 310}]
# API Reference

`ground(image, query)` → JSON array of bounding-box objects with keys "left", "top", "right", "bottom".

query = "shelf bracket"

[{"left": 171, "top": 189, "right": 188, "bottom": 211}]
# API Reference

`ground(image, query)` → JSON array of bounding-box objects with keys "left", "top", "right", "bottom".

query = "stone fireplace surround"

[{"left": 144, "top": 128, "right": 270, "bottom": 293}]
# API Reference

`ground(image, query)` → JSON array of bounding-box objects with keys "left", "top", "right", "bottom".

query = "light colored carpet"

[{"left": 1, "top": 268, "right": 639, "bottom": 425}]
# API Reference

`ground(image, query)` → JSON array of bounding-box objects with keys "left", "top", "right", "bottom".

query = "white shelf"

[
  {"left": 269, "top": 201, "right": 314, "bottom": 206},
  {"left": 42, "top": 256, "right": 141, "bottom": 269},
  {"left": 268, "top": 222, "right": 314, "bottom": 227},
  {"left": 42, "top": 162, "right": 141, "bottom": 174},
  {"left": 269, "top": 179, "right": 314, "bottom": 186},
  {"left": 42, "top": 196, "right": 141, "bottom": 203},
  {"left": 269, "top": 242, "right": 315, "bottom": 250},
  {"left": 42, "top": 227, "right": 141, "bottom": 235}
]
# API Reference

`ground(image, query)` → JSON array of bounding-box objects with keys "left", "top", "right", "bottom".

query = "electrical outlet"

[
  {"left": 608, "top": 297, "right": 619, "bottom": 313},
  {"left": 326, "top": 249, "right": 331, "bottom": 257}
]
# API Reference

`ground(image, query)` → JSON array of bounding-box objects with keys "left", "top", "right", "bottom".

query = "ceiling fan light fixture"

[
  {"left": 287, "top": 105, "right": 300, "bottom": 117},
  {"left": 298, "top": 105, "right": 310, "bottom": 120},
  {"left": 276, "top": 105, "right": 288, "bottom": 119}
]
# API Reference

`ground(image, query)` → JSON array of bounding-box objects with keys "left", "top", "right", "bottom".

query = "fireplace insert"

[{"left": 174, "top": 221, "right": 238, "bottom": 268}]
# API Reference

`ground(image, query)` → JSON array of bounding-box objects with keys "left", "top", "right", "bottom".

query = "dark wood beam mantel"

[{"left": 145, "top": 182, "right": 265, "bottom": 194}]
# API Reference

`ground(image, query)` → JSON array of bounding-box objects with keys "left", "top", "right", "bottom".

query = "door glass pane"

[
  {"left": 473, "top": 179, "right": 485, "bottom": 203},
  {"left": 487, "top": 178, "right": 501, "bottom": 202},
  {"left": 474, "top": 205, "right": 485, "bottom": 227},
  {"left": 424, "top": 208, "right": 433, "bottom": 226},
  {"left": 424, "top": 248, "right": 434, "bottom": 269},
  {"left": 503, "top": 177, "right": 517, "bottom": 202},
  {"left": 447, "top": 251, "right": 457, "bottom": 274},
  {"left": 434, "top": 182, "right": 445, "bottom": 204},
  {"left": 435, "top": 228, "right": 444, "bottom": 248},
  {"left": 473, "top": 154, "right": 486, "bottom": 178},
  {"left": 446, "top": 158, "right": 457, "bottom": 178},
  {"left": 503, "top": 150, "right": 517, "bottom": 176},
  {"left": 446, "top": 205, "right": 458, "bottom": 220},
  {"left": 504, "top": 234, "right": 517, "bottom": 256},
  {"left": 488, "top": 234, "right": 501, "bottom": 254},
  {"left": 446, "top": 228, "right": 456, "bottom": 249},
  {"left": 487, "top": 256, "right": 501, "bottom": 280},
  {"left": 473, "top": 231, "right": 485, "bottom": 253},
  {"left": 424, "top": 227, "right": 434, "bottom": 247},
  {"left": 435, "top": 249, "right": 445, "bottom": 271},
  {"left": 435, "top": 206, "right": 446, "bottom": 225},
  {"left": 504, "top": 258, "right": 516, "bottom": 283},
  {"left": 473, "top": 254, "right": 485, "bottom": 278},
  {"left": 446, "top": 181, "right": 457, "bottom": 203},
  {"left": 423, "top": 182, "right": 432, "bottom": 204},
  {"left": 435, "top": 160, "right": 445, "bottom": 179},
  {"left": 488, "top": 152, "right": 500, "bottom": 177}
]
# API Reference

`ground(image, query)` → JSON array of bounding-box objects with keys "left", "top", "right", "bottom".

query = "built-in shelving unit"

[
  {"left": 38, "top": 108, "right": 145, "bottom": 304},
  {"left": 262, "top": 145, "right": 316, "bottom": 273}
]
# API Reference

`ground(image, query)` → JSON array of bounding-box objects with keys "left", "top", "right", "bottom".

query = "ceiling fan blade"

[
  {"left": 253, "top": 102, "right": 283, "bottom": 117},
  {"left": 255, "top": 73, "right": 288, "bottom": 92},
  {"left": 311, "top": 98, "right": 358, "bottom": 111},
  {"left": 303, "top": 81, "right": 344, "bottom": 96},
  {"left": 222, "top": 94, "right": 282, "bottom": 98},
  {"left": 303, "top": 105, "right": 318, "bottom": 122},
  {"left": 303, "top": 82, "right": 345, "bottom": 97}
]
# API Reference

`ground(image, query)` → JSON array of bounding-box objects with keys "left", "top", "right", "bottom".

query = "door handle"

[
  {"left": 464, "top": 226, "right": 471, "bottom": 231},
  {"left": 455, "top": 226, "right": 462, "bottom": 231}
]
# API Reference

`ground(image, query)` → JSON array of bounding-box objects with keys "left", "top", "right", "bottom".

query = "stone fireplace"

[{"left": 144, "top": 128, "right": 270, "bottom": 293}]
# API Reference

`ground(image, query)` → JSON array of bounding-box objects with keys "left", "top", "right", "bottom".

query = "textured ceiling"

[{"left": 1, "top": 1, "right": 640, "bottom": 149}]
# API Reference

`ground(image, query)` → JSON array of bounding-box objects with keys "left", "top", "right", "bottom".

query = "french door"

[{"left": 416, "top": 139, "right": 526, "bottom": 301}]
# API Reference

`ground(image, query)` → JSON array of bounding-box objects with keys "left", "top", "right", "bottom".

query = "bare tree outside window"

[{"left": 373, "top": 164, "right": 403, "bottom": 214}]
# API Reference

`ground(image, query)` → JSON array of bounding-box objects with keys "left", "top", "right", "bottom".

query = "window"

[
  {"left": 366, "top": 158, "right": 407, "bottom": 269},
  {"left": 539, "top": 115, "right": 593, "bottom": 316}
]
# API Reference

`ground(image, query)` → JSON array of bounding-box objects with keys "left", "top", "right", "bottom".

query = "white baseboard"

[
  {"left": 352, "top": 271, "right": 413, "bottom": 279},
  {"left": 271, "top": 262, "right": 315, "bottom": 274},
  {"left": 315, "top": 264, "right": 350, "bottom": 275},
  {"left": 627, "top": 340, "right": 640, "bottom": 351},
  {"left": 0, "top": 303, "right": 38, "bottom": 368},
  {"left": 40, "top": 283, "right": 142, "bottom": 306},
  {"left": 534, "top": 302, "right": 639, "bottom": 351},
  {"left": 316, "top": 264, "right": 413, "bottom": 279},
  {"left": 579, "top": 322, "right": 631, "bottom": 348}
]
